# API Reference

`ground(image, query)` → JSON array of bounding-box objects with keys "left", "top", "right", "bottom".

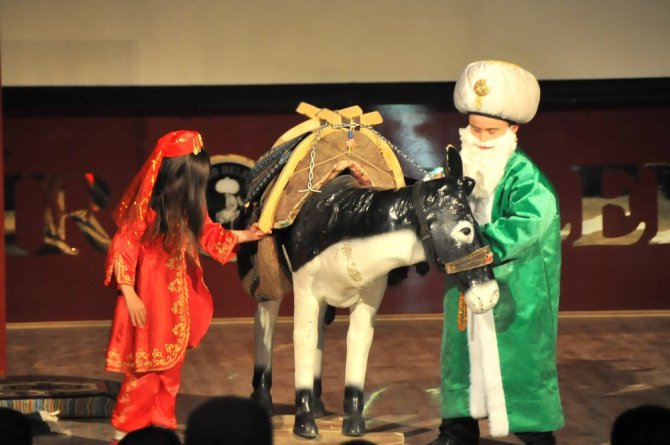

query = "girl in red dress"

[{"left": 103, "top": 130, "right": 267, "bottom": 436}]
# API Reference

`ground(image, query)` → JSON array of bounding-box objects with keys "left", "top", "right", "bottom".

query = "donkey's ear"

[
  {"left": 463, "top": 176, "right": 476, "bottom": 196},
  {"left": 444, "top": 145, "right": 463, "bottom": 179}
]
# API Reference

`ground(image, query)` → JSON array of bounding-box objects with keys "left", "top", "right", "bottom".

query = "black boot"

[
  {"left": 293, "top": 389, "right": 319, "bottom": 438},
  {"left": 342, "top": 386, "right": 366, "bottom": 436},
  {"left": 515, "top": 431, "right": 556, "bottom": 445},
  {"left": 427, "top": 417, "right": 480, "bottom": 445},
  {"left": 250, "top": 366, "right": 273, "bottom": 416}
]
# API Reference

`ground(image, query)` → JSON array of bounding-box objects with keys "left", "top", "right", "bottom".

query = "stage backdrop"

[{"left": 3, "top": 80, "right": 670, "bottom": 322}]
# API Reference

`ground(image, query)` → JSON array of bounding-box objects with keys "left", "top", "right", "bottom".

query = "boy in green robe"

[{"left": 428, "top": 60, "right": 563, "bottom": 445}]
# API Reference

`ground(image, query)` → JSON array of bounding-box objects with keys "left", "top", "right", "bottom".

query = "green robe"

[{"left": 440, "top": 147, "right": 564, "bottom": 436}]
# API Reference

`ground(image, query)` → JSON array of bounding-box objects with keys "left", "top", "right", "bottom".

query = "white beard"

[
  {"left": 459, "top": 126, "right": 517, "bottom": 199},
  {"left": 458, "top": 126, "right": 517, "bottom": 224}
]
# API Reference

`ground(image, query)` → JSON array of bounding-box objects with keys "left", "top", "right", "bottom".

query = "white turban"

[{"left": 453, "top": 60, "right": 540, "bottom": 124}]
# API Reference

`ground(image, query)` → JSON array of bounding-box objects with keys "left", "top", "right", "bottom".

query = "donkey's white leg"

[
  {"left": 342, "top": 276, "right": 386, "bottom": 436},
  {"left": 293, "top": 282, "right": 322, "bottom": 438},
  {"left": 312, "top": 300, "right": 328, "bottom": 417},
  {"left": 254, "top": 298, "right": 281, "bottom": 374},
  {"left": 293, "top": 292, "right": 321, "bottom": 389},
  {"left": 251, "top": 298, "right": 281, "bottom": 415}
]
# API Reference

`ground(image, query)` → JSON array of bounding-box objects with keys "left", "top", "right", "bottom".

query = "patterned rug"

[{"left": 0, "top": 375, "right": 119, "bottom": 418}]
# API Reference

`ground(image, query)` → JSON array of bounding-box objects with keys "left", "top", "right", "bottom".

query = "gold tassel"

[{"left": 457, "top": 293, "right": 467, "bottom": 332}]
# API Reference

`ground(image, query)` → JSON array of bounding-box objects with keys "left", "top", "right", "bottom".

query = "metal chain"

[
  {"left": 366, "top": 126, "right": 430, "bottom": 178},
  {"left": 299, "top": 123, "right": 327, "bottom": 193}
]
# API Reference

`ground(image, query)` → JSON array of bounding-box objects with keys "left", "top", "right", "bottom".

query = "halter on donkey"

[{"left": 237, "top": 104, "right": 499, "bottom": 439}]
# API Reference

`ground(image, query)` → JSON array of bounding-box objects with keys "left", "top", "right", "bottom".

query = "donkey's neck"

[
  {"left": 337, "top": 228, "right": 427, "bottom": 278},
  {"left": 339, "top": 185, "right": 420, "bottom": 235},
  {"left": 352, "top": 186, "right": 427, "bottom": 271}
]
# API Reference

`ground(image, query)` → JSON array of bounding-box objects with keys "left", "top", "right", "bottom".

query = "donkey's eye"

[{"left": 451, "top": 220, "right": 475, "bottom": 244}]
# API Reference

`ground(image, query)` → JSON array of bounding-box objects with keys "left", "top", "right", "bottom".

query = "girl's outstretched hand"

[
  {"left": 233, "top": 222, "right": 271, "bottom": 243},
  {"left": 249, "top": 222, "right": 271, "bottom": 240}
]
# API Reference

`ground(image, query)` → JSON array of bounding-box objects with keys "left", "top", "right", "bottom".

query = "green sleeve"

[{"left": 481, "top": 164, "right": 558, "bottom": 263}]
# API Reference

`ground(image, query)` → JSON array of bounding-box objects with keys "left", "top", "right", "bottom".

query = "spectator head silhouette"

[
  {"left": 0, "top": 407, "right": 32, "bottom": 445},
  {"left": 184, "top": 395, "right": 272, "bottom": 445},
  {"left": 610, "top": 404, "right": 670, "bottom": 445},
  {"left": 118, "top": 425, "right": 181, "bottom": 445}
]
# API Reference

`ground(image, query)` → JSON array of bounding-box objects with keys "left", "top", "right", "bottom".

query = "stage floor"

[{"left": 5, "top": 312, "right": 670, "bottom": 444}]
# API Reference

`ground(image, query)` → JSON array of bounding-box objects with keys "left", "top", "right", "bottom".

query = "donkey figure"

[{"left": 240, "top": 147, "right": 499, "bottom": 438}]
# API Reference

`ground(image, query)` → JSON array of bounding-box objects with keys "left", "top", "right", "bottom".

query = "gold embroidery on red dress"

[
  {"left": 106, "top": 250, "right": 192, "bottom": 373},
  {"left": 213, "top": 232, "right": 236, "bottom": 262}
]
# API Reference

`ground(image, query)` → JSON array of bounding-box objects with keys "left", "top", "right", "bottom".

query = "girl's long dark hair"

[{"left": 144, "top": 150, "right": 211, "bottom": 253}]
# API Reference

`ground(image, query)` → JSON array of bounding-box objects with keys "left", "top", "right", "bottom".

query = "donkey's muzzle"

[{"left": 464, "top": 280, "right": 500, "bottom": 314}]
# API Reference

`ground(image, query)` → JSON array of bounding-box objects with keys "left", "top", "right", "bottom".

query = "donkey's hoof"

[
  {"left": 293, "top": 413, "right": 319, "bottom": 438},
  {"left": 312, "top": 397, "right": 326, "bottom": 418},
  {"left": 342, "top": 414, "right": 366, "bottom": 436},
  {"left": 250, "top": 389, "right": 273, "bottom": 416}
]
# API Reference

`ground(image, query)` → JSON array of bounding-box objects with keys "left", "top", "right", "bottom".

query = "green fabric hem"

[
  {"left": 507, "top": 397, "right": 565, "bottom": 433},
  {"left": 440, "top": 389, "right": 471, "bottom": 419}
]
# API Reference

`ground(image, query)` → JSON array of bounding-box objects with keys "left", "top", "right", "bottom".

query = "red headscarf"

[{"left": 113, "top": 130, "right": 204, "bottom": 238}]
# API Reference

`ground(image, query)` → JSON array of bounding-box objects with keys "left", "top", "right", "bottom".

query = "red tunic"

[{"left": 104, "top": 212, "right": 238, "bottom": 373}]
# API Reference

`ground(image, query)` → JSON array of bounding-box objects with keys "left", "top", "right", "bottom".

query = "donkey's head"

[{"left": 416, "top": 146, "right": 499, "bottom": 313}]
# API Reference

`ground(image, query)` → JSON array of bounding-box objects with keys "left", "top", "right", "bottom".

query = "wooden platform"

[
  {"left": 272, "top": 415, "right": 404, "bottom": 444},
  {"left": 5, "top": 312, "right": 670, "bottom": 444}
]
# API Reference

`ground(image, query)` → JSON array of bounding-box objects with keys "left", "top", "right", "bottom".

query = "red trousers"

[{"left": 111, "top": 356, "right": 184, "bottom": 432}]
